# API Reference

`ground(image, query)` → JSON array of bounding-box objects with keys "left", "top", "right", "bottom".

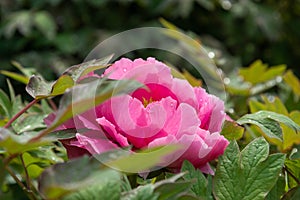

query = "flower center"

[{"left": 142, "top": 97, "right": 154, "bottom": 107}]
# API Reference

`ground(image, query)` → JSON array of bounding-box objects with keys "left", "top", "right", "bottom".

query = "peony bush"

[
  {"left": 45, "top": 57, "right": 229, "bottom": 174},
  {"left": 1, "top": 43, "right": 300, "bottom": 199}
]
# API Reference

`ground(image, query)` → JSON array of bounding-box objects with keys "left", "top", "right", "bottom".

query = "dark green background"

[{"left": 1, "top": 0, "right": 299, "bottom": 93}]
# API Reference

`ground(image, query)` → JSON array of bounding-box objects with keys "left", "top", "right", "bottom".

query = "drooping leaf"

[
  {"left": 214, "top": 138, "right": 286, "bottom": 200},
  {"left": 62, "top": 54, "right": 113, "bottom": 82},
  {"left": 35, "top": 78, "right": 143, "bottom": 139},
  {"left": 105, "top": 145, "right": 181, "bottom": 173},
  {"left": 249, "top": 97, "right": 300, "bottom": 150},
  {"left": 26, "top": 75, "right": 74, "bottom": 99},
  {"left": 38, "top": 156, "right": 120, "bottom": 200},
  {"left": 237, "top": 111, "right": 300, "bottom": 142},
  {"left": 220, "top": 120, "right": 244, "bottom": 140}
]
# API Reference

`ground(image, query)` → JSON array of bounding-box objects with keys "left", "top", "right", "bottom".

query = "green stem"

[
  {"left": 4, "top": 99, "right": 39, "bottom": 129},
  {"left": 20, "top": 154, "right": 31, "bottom": 191}
]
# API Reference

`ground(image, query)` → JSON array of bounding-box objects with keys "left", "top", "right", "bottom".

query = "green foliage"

[{"left": 214, "top": 138, "right": 286, "bottom": 200}]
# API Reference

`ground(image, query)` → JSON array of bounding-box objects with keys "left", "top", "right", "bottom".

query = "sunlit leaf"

[
  {"left": 249, "top": 97, "right": 300, "bottom": 151},
  {"left": 220, "top": 120, "right": 244, "bottom": 140},
  {"left": 239, "top": 60, "right": 286, "bottom": 85},
  {"left": 26, "top": 75, "right": 74, "bottom": 99},
  {"left": 214, "top": 138, "right": 286, "bottom": 200},
  {"left": 0, "top": 70, "right": 29, "bottom": 84},
  {"left": 283, "top": 70, "right": 300, "bottom": 97},
  {"left": 237, "top": 111, "right": 300, "bottom": 142}
]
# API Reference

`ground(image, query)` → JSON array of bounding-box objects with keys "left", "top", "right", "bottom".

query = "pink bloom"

[{"left": 45, "top": 57, "right": 229, "bottom": 174}]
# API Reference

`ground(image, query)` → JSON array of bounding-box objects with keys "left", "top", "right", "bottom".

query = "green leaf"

[
  {"left": 248, "top": 97, "right": 300, "bottom": 151},
  {"left": 283, "top": 70, "right": 300, "bottom": 97},
  {"left": 154, "top": 173, "right": 193, "bottom": 200},
  {"left": 285, "top": 159, "right": 300, "bottom": 189},
  {"left": 62, "top": 55, "right": 113, "bottom": 82},
  {"left": 121, "top": 184, "right": 158, "bottom": 200},
  {"left": 220, "top": 120, "right": 244, "bottom": 140},
  {"left": 282, "top": 186, "right": 300, "bottom": 200},
  {"left": 237, "top": 111, "right": 300, "bottom": 142},
  {"left": 12, "top": 112, "right": 46, "bottom": 133},
  {"left": 38, "top": 156, "right": 120, "bottom": 199},
  {"left": 63, "top": 181, "right": 121, "bottom": 200},
  {"left": 181, "top": 160, "right": 213, "bottom": 200},
  {"left": 265, "top": 175, "right": 285, "bottom": 200},
  {"left": 239, "top": 60, "right": 286, "bottom": 85},
  {"left": 0, "top": 89, "right": 12, "bottom": 118},
  {"left": 106, "top": 145, "right": 181, "bottom": 173},
  {"left": 214, "top": 137, "right": 286, "bottom": 200},
  {"left": 26, "top": 75, "right": 74, "bottom": 99},
  {"left": 0, "top": 128, "right": 51, "bottom": 154},
  {"left": 0, "top": 70, "right": 29, "bottom": 84},
  {"left": 34, "top": 11, "right": 56, "bottom": 40},
  {"left": 39, "top": 78, "right": 143, "bottom": 137}
]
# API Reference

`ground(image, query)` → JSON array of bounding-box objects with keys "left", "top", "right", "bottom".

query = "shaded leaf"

[
  {"left": 0, "top": 128, "right": 51, "bottom": 154},
  {"left": 38, "top": 156, "right": 120, "bottom": 199},
  {"left": 154, "top": 173, "right": 193, "bottom": 200},
  {"left": 0, "top": 89, "right": 12, "bottom": 118},
  {"left": 34, "top": 11, "right": 56, "bottom": 40},
  {"left": 181, "top": 160, "right": 213, "bottom": 199},
  {"left": 62, "top": 181, "right": 121, "bottom": 200},
  {"left": 265, "top": 175, "right": 285, "bottom": 200},
  {"left": 281, "top": 186, "right": 300, "bottom": 200}
]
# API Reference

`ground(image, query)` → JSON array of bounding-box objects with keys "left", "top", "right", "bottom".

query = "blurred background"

[{"left": 1, "top": 0, "right": 300, "bottom": 95}]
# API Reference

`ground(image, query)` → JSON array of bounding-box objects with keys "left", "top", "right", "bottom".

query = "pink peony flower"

[{"left": 45, "top": 57, "right": 229, "bottom": 174}]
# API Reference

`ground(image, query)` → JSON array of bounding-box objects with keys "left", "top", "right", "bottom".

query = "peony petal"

[
  {"left": 75, "top": 132, "right": 119, "bottom": 155},
  {"left": 60, "top": 138, "right": 90, "bottom": 159},
  {"left": 171, "top": 78, "right": 198, "bottom": 108},
  {"left": 194, "top": 87, "right": 225, "bottom": 132},
  {"left": 164, "top": 103, "right": 200, "bottom": 137},
  {"left": 96, "top": 117, "right": 129, "bottom": 147}
]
